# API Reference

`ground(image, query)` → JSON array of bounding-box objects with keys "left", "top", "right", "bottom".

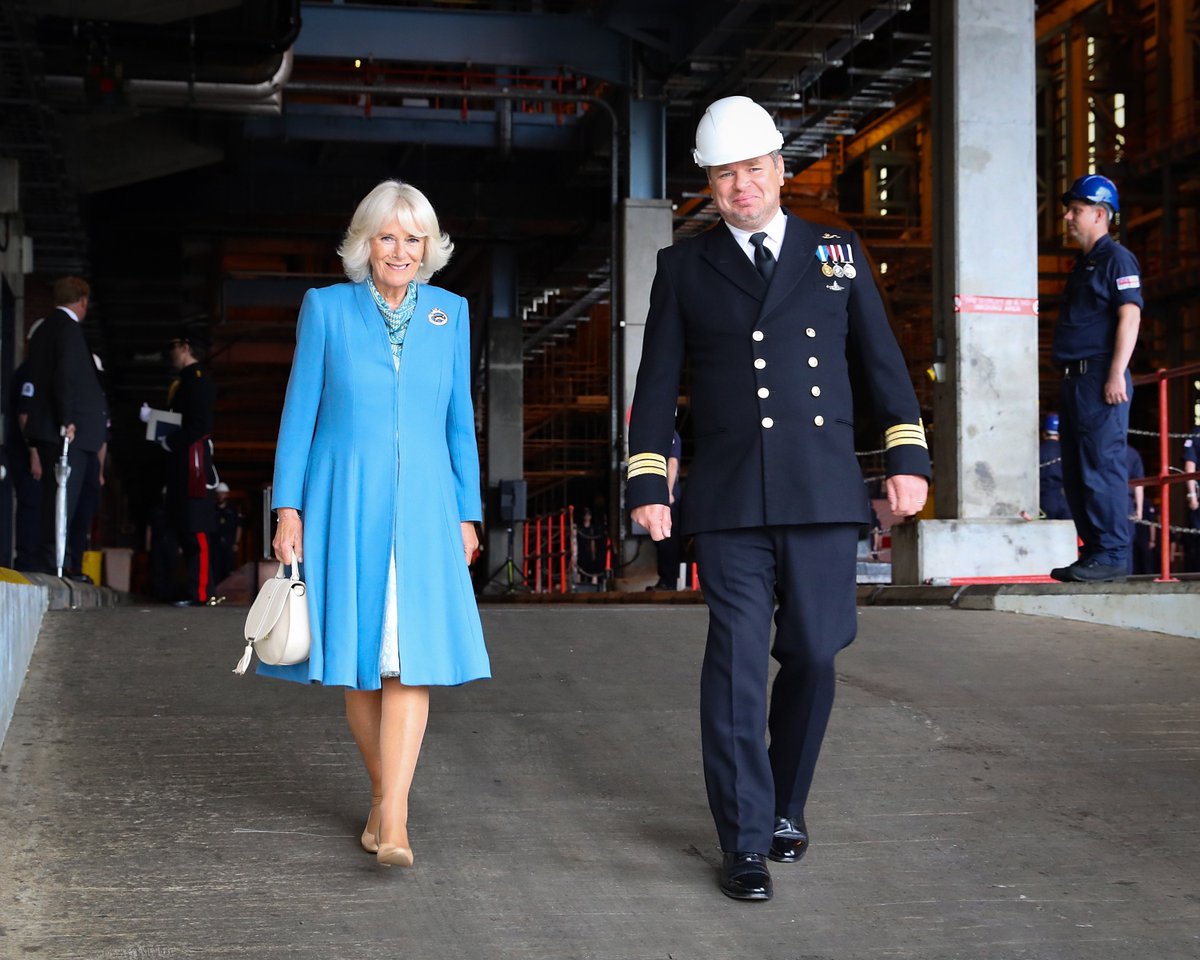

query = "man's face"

[
  {"left": 707, "top": 153, "right": 785, "bottom": 232},
  {"left": 1063, "top": 200, "right": 1106, "bottom": 247},
  {"left": 169, "top": 341, "right": 188, "bottom": 370}
]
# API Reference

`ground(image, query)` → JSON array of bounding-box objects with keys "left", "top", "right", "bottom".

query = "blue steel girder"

[
  {"left": 245, "top": 104, "right": 582, "bottom": 150},
  {"left": 296, "top": 3, "right": 630, "bottom": 86}
]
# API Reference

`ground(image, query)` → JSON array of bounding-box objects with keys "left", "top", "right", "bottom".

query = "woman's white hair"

[{"left": 338, "top": 180, "right": 454, "bottom": 284}]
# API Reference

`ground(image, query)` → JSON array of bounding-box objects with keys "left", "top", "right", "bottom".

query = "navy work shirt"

[
  {"left": 1052, "top": 234, "right": 1143, "bottom": 364},
  {"left": 1183, "top": 433, "right": 1199, "bottom": 471}
]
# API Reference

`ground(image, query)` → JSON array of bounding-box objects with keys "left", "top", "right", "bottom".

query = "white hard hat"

[
  {"left": 216, "top": 482, "right": 230, "bottom": 493},
  {"left": 693, "top": 96, "right": 784, "bottom": 167}
]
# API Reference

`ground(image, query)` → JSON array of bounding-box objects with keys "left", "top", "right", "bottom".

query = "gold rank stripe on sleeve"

[
  {"left": 627, "top": 452, "right": 668, "bottom": 479},
  {"left": 884, "top": 421, "right": 929, "bottom": 450}
]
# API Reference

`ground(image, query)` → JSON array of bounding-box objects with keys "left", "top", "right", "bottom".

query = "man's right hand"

[
  {"left": 632, "top": 503, "right": 672, "bottom": 542},
  {"left": 29, "top": 448, "right": 42, "bottom": 481}
]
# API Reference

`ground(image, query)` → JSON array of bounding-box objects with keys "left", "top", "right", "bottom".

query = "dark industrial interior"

[{"left": 1, "top": 0, "right": 1196, "bottom": 578}]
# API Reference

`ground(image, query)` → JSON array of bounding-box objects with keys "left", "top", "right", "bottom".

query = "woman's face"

[{"left": 369, "top": 216, "right": 426, "bottom": 301}]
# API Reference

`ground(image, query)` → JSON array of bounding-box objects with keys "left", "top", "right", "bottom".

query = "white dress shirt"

[{"left": 725, "top": 208, "right": 788, "bottom": 267}]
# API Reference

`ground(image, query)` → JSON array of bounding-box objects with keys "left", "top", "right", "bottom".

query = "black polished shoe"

[
  {"left": 1052, "top": 558, "right": 1127, "bottom": 583},
  {"left": 1049, "top": 563, "right": 1076, "bottom": 582},
  {"left": 768, "top": 816, "right": 808, "bottom": 864},
  {"left": 718, "top": 852, "right": 772, "bottom": 901},
  {"left": 1067, "top": 558, "right": 1127, "bottom": 582}
]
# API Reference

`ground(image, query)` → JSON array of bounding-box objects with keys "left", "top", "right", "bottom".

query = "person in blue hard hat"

[
  {"left": 1039, "top": 412, "right": 1071, "bottom": 521},
  {"left": 1049, "top": 174, "right": 1142, "bottom": 583}
]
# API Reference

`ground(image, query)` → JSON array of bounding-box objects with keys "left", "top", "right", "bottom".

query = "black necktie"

[{"left": 749, "top": 232, "right": 776, "bottom": 285}]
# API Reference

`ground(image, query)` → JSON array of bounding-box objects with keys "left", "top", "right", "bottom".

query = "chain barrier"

[
  {"left": 1129, "top": 427, "right": 1195, "bottom": 440},
  {"left": 1133, "top": 515, "right": 1200, "bottom": 536}
]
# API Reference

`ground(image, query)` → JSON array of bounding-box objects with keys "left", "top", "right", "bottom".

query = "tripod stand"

[{"left": 485, "top": 523, "right": 531, "bottom": 593}]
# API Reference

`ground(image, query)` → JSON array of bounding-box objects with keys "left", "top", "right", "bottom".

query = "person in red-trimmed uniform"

[
  {"left": 163, "top": 327, "right": 218, "bottom": 606},
  {"left": 626, "top": 96, "right": 931, "bottom": 902}
]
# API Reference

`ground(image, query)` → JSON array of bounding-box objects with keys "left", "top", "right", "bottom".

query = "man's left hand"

[{"left": 887, "top": 474, "right": 929, "bottom": 519}]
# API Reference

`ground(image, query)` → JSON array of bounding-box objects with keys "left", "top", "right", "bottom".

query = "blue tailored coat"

[{"left": 259, "top": 281, "right": 490, "bottom": 689}]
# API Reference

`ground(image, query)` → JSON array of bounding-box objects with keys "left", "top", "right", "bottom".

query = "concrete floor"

[{"left": 1, "top": 603, "right": 1197, "bottom": 960}]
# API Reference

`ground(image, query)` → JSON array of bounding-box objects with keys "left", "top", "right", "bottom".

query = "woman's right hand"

[{"left": 273, "top": 508, "right": 304, "bottom": 565}]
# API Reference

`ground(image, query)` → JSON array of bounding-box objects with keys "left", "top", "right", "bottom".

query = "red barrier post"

[
  {"left": 568, "top": 505, "right": 578, "bottom": 590},
  {"left": 1156, "top": 371, "right": 1174, "bottom": 582},
  {"left": 559, "top": 509, "right": 568, "bottom": 594},
  {"left": 534, "top": 516, "right": 543, "bottom": 593},
  {"left": 523, "top": 520, "right": 530, "bottom": 585}
]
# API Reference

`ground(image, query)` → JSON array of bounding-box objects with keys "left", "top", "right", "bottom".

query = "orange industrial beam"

[
  {"left": 1036, "top": 0, "right": 1105, "bottom": 40},
  {"left": 842, "top": 95, "right": 928, "bottom": 164},
  {"left": 1061, "top": 21, "right": 1091, "bottom": 179}
]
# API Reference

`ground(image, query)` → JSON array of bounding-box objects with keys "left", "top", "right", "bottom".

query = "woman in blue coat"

[{"left": 265, "top": 180, "right": 490, "bottom": 868}]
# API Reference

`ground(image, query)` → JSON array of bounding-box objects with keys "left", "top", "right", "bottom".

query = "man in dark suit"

[
  {"left": 20, "top": 277, "right": 109, "bottom": 577},
  {"left": 8, "top": 358, "right": 43, "bottom": 570},
  {"left": 627, "top": 97, "right": 931, "bottom": 901}
]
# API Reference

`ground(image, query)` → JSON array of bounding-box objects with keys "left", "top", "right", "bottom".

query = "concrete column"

[
  {"left": 893, "top": 0, "right": 1075, "bottom": 583},
  {"left": 619, "top": 199, "right": 674, "bottom": 428},
  {"left": 484, "top": 247, "right": 523, "bottom": 589},
  {"left": 0, "top": 158, "right": 28, "bottom": 570},
  {"left": 617, "top": 198, "right": 673, "bottom": 554}
]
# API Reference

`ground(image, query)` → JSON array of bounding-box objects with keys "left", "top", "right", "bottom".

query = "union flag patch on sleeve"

[{"left": 1116, "top": 275, "right": 1140, "bottom": 290}]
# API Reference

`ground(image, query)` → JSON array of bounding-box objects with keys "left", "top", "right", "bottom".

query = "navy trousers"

[
  {"left": 693, "top": 523, "right": 859, "bottom": 853},
  {"left": 1059, "top": 366, "right": 1132, "bottom": 567}
]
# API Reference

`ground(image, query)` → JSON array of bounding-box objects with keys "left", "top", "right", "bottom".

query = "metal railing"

[{"left": 1129, "top": 361, "right": 1200, "bottom": 582}]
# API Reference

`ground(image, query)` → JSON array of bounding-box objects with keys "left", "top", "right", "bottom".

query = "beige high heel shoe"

[
  {"left": 360, "top": 800, "right": 382, "bottom": 854},
  {"left": 376, "top": 842, "right": 414, "bottom": 868}
]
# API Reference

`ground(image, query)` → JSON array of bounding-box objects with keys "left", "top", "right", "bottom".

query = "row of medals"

[{"left": 817, "top": 245, "right": 856, "bottom": 279}]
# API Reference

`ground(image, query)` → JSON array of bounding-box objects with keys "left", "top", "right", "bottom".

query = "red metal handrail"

[
  {"left": 521, "top": 506, "right": 578, "bottom": 594},
  {"left": 1129, "top": 360, "right": 1200, "bottom": 582}
]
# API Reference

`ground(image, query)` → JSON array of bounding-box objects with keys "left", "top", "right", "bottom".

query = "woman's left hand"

[{"left": 461, "top": 522, "right": 481, "bottom": 566}]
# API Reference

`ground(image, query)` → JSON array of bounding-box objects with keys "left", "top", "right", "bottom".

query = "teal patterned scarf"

[{"left": 367, "top": 275, "right": 417, "bottom": 362}]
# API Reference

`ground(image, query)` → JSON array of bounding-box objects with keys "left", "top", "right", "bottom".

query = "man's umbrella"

[{"left": 54, "top": 433, "right": 71, "bottom": 577}]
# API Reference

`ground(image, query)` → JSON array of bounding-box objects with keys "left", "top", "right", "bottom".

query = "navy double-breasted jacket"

[{"left": 626, "top": 212, "right": 930, "bottom": 534}]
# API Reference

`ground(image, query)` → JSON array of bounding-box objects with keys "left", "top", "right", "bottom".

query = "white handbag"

[{"left": 233, "top": 562, "right": 312, "bottom": 674}]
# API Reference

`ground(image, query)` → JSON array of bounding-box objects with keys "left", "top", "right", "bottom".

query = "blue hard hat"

[
  {"left": 1043, "top": 413, "right": 1060, "bottom": 433},
  {"left": 1062, "top": 174, "right": 1119, "bottom": 215}
]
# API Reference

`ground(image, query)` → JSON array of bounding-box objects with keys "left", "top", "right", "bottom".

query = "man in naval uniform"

[{"left": 626, "top": 96, "right": 930, "bottom": 901}]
